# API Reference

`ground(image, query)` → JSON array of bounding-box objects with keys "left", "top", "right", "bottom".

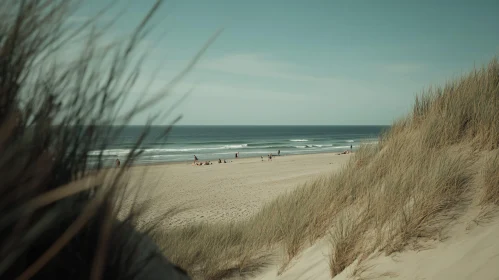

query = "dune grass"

[
  {"left": 325, "top": 58, "right": 499, "bottom": 277},
  {"left": 0, "top": 1, "right": 222, "bottom": 278},
  {"left": 152, "top": 58, "right": 499, "bottom": 279},
  {"left": 479, "top": 148, "right": 499, "bottom": 205}
]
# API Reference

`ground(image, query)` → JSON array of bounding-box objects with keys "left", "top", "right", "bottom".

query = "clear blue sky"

[{"left": 73, "top": 0, "right": 499, "bottom": 125}]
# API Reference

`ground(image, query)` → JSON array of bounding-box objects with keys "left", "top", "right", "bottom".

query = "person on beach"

[
  {"left": 350, "top": 145, "right": 353, "bottom": 151},
  {"left": 224, "top": 159, "right": 227, "bottom": 163},
  {"left": 235, "top": 152, "right": 238, "bottom": 159},
  {"left": 261, "top": 156, "right": 263, "bottom": 161},
  {"left": 278, "top": 150, "right": 280, "bottom": 156},
  {"left": 115, "top": 158, "right": 120, "bottom": 168},
  {"left": 194, "top": 155, "right": 199, "bottom": 163},
  {"left": 218, "top": 158, "right": 222, "bottom": 164}
]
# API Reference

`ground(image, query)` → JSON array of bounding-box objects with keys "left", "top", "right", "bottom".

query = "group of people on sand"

[
  {"left": 193, "top": 149, "right": 283, "bottom": 166},
  {"left": 194, "top": 160, "right": 212, "bottom": 166},
  {"left": 193, "top": 155, "right": 211, "bottom": 165},
  {"left": 337, "top": 145, "right": 354, "bottom": 155},
  {"left": 193, "top": 155, "right": 229, "bottom": 166}
]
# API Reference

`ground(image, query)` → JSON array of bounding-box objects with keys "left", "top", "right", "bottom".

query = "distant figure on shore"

[
  {"left": 194, "top": 155, "right": 199, "bottom": 163},
  {"left": 224, "top": 159, "right": 227, "bottom": 163},
  {"left": 268, "top": 154, "right": 272, "bottom": 161},
  {"left": 218, "top": 158, "right": 222, "bottom": 163},
  {"left": 350, "top": 145, "right": 353, "bottom": 151},
  {"left": 278, "top": 150, "right": 280, "bottom": 156},
  {"left": 235, "top": 153, "right": 238, "bottom": 159},
  {"left": 261, "top": 156, "right": 263, "bottom": 161},
  {"left": 115, "top": 159, "right": 120, "bottom": 168}
]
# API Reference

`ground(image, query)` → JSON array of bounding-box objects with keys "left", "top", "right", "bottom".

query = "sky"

[{"left": 71, "top": 0, "right": 499, "bottom": 125}]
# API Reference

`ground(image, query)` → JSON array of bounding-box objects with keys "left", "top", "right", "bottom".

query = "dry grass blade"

[
  {"left": 479, "top": 149, "right": 499, "bottom": 204},
  {"left": 17, "top": 188, "right": 108, "bottom": 280},
  {"left": 90, "top": 200, "right": 114, "bottom": 280},
  {"left": 0, "top": 0, "right": 219, "bottom": 279}
]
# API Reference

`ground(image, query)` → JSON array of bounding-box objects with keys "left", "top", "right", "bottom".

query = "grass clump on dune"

[
  {"left": 326, "top": 59, "right": 499, "bottom": 277},
  {"left": 153, "top": 58, "right": 499, "bottom": 279}
]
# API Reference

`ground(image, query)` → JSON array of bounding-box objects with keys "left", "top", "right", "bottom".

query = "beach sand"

[
  {"left": 122, "top": 152, "right": 352, "bottom": 227},
  {"left": 120, "top": 152, "right": 499, "bottom": 280}
]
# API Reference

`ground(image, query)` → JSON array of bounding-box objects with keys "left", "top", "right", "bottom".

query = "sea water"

[{"left": 87, "top": 125, "right": 388, "bottom": 166}]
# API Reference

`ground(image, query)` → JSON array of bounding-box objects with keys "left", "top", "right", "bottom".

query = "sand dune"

[
  {"left": 254, "top": 207, "right": 499, "bottom": 280},
  {"left": 350, "top": 209, "right": 499, "bottom": 280}
]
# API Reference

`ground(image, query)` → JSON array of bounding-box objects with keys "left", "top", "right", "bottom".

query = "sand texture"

[
  {"left": 255, "top": 207, "right": 499, "bottom": 280},
  {"left": 123, "top": 153, "right": 352, "bottom": 227}
]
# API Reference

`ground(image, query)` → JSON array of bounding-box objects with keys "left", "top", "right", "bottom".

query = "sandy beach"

[
  {"left": 123, "top": 152, "right": 352, "bottom": 227},
  {"left": 120, "top": 146, "right": 499, "bottom": 280}
]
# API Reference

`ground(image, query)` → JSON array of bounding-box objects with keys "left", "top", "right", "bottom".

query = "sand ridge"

[{"left": 253, "top": 208, "right": 499, "bottom": 280}]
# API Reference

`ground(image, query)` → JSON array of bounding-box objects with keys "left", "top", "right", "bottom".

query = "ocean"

[{"left": 87, "top": 125, "right": 389, "bottom": 166}]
